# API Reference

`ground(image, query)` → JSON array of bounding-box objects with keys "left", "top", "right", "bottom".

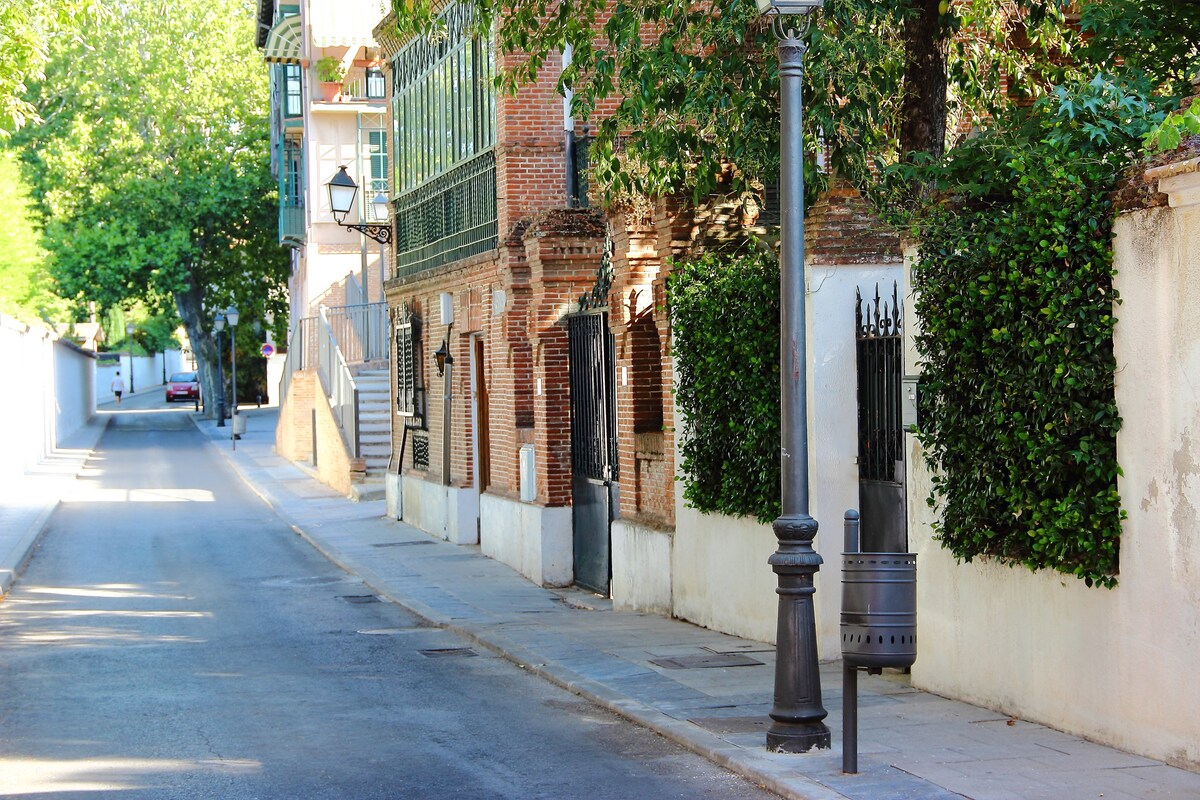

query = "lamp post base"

[{"left": 767, "top": 722, "right": 831, "bottom": 754}]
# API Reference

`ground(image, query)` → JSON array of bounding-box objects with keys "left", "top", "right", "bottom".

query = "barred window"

[{"left": 395, "top": 306, "right": 424, "bottom": 425}]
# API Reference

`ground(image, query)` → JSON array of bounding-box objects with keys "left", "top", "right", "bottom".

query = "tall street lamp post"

[
  {"left": 759, "top": 0, "right": 832, "bottom": 754},
  {"left": 213, "top": 314, "right": 227, "bottom": 428},
  {"left": 227, "top": 306, "right": 239, "bottom": 450},
  {"left": 125, "top": 322, "right": 136, "bottom": 395}
]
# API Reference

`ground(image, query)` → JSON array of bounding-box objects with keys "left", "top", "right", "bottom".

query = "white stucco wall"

[
  {"left": 0, "top": 317, "right": 95, "bottom": 478},
  {"left": 666, "top": 260, "right": 902, "bottom": 653},
  {"left": 480, "top": 492, "right": 572, "bottom": 587},
  {"left": 53, "top": 340, "right": 95, "bottom": 442},
  {"left": 806, "top": 260, "right": 904, "bottom": 653},
  {"left": 611, "top": 519, "right": 672, "bottom": 615},
  {"left": 906, "top": 176, "right": 1200, "bottom": 769}
]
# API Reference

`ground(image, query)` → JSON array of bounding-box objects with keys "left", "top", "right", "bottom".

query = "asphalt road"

[{"left": 0, "top": 400, "right": 777, "bottom": 799}]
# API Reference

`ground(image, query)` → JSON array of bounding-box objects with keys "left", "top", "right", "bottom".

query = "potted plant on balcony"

[{"left": 315, "top": 56, "right": 345, "bottom": 102}]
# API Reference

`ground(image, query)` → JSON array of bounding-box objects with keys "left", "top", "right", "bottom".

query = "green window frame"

[{"left": 389, "top": 1, "right": 495, "bottom": 196}]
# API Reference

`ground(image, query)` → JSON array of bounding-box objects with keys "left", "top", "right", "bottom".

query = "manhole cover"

[
  {"left": 419, "top": 648, "right": 478, "bottom": 658},
  {"left": 372, "top": 540, "right": 435, "bottom": 548},
  {"left": 688, "top": 715, "right": 770, "bottom": 735},
  {"left": 650, "top": 654, "right": 765, "bottom": 670},
  {"left": 339, "top": 595, "right": 381, "bottom": 604}
]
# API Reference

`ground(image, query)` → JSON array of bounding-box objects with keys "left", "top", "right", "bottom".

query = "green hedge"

[
  {"left": 893, "top": 75, "right": 1158, "bottom": 588},
  {"left": 668, "top": 250, "right": 781, "bottom": 524}
]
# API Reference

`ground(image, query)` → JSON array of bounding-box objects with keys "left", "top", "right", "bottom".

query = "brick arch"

[{"left": 628, "top": 310, "right": 664, "bottom": 434}]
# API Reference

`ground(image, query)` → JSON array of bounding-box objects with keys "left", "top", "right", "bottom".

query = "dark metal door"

[
  {"left": 856, "top": 284, "right": 907, "bottom": 553},
  {"left": 568, "top": 312, "right": 618, "bottom": 594}
]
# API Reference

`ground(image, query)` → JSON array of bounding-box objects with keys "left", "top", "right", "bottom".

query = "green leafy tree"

[
  {"left": 15, "top": 0, "right": 289, "bottom": 416},
  {"left": 0, "top": 149, "right": 68, "bottom": 322},
  {"left": 0, "top": 0, "right": 99, "bottom": 136},
  {"left": 386, "top": 0, "right": 1198, "bottom": 204}
]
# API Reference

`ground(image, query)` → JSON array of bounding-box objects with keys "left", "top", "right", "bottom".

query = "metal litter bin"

[{"left": 841, "top": 552, "right": 916, "bottom": 670}]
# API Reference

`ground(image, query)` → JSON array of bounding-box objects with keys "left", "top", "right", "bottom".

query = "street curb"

[
  {"left": 192, "top": 416, "right": 846, "bottom": 800},
  {"left": 0, "top": 502, "right": 58, "bottom": 598}
]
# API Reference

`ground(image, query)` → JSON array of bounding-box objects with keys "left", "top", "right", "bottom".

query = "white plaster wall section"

[
  {"left": 806, "top": 260, "right": 904, "bottom": 654},
  {"left": 610, "top": 519, "right": 672, "bottom": 614},
  {"left": 902, "top": 203, "right": 1200, "bottom": 768},
  {"left": 385, "top": 471, "right": 402, "bottom": 519},
  {"left": 670, "top": 505, "right": 778, "bottom": 644},
  {"left": 447, "top": 485, "right": 479, "bottom": 546},
  {"left": 402, "top": 474, "right": 450, "bottom": 540},
  {"left": 480, "top": 493, "right": 572, "bottom": 587},
  {"left": 53, "top": 340, "right": 95, "bottom": 443}
]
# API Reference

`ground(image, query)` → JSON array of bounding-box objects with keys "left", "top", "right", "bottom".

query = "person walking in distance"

[{"left": 111, "top": 371, "right": 125, "bottom": 405}]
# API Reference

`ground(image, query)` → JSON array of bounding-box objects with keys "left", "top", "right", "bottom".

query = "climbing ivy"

[
  {"left": 883, "top": 74, "right": 1173, "bottom": 588},
  {"left": 668, "top": 250, "right": 781, "bottom": 524}
]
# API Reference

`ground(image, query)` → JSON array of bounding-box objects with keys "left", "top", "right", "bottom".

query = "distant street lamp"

[
  {"left": 213, "top": 314, "right": 227, "bottom": 428},
  {"left": 759, "top": 0, "right": 832, "bottom": 754},
  {"left": 125, "top": 322, "right": 136, "bottom": 394},
  {"left": 226, "top": 306, "right": 239, "bottom": 450}
]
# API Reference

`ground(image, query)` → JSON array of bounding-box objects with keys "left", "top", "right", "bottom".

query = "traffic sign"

[{"left": 261, "top": 343, "right": 276, "bottom": 357}]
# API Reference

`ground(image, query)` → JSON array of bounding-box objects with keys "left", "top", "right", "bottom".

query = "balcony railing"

[
  {"left": 280, "top": 204, "right": 305, "bottom": 246},
  {"left": 325, "top": 67, "right": 387, "bottom": 103},
  {"left": 394, "top": 149, "right": 498, "bottom": 279}
]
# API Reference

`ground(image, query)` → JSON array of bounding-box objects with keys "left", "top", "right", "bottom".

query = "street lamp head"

[
  {"left": 126, "top": 322, "right": 134, "bottom": 336},
  {"left": 326, "top": 165, "right": 359, "bottom": 223},
  {"left": 225, "top": 307, "right": 239, "bottom": 327},
  {"left": 434, "top": 339, "right": 454, "bottom": 377},
  {"left": 372, "top": 191, "right": 390, "bottom": 223},
  {"left": 214, "top": 314, "right": 226, "bottom": 333},
  {"left": 756, "top": 0, "right": 822, "bottom": 14}
]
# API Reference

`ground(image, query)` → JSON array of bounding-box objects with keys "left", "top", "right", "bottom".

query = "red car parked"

[{"left": 165, "top": 371, "right": 200, "bottom": 403}]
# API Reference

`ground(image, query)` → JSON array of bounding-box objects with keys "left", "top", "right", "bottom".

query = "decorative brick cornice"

[
  {"left": 804, "top": 183, "right": 902, "bottom": 265},
  {"left": 523, "top": 208, "right": 606, "bottom": 239},
  {"left": 1114, "top": 131, "right": 1200, "bottom": 213}
]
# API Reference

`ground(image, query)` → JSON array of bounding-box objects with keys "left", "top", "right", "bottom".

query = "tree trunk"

[
  {"left": 173, "top": 278, "right": 222, "bottom": 419},
  {"left": 899, "top": 0, "right": 949, "bottom": 161}
]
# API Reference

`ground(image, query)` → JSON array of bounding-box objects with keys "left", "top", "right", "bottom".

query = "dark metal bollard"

[{"left": 841, "top": 509, "right": 916, "bottom": 774}]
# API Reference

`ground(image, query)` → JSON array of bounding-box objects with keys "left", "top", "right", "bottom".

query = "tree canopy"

[
  {"left": 387, "top": 0, "right": 1200, "bottom": 205},
  {"left": 15, "top": 0, "right": 289, "bottom": 414},
  {"left": 0, "top": 0, "right": 100, "bottom": 136}
]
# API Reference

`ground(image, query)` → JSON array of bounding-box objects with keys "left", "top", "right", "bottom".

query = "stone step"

[{"left": 349, "top": 481, "right": 386, "bottom": 502}]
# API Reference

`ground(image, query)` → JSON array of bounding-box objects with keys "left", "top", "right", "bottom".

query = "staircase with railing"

[{"left": 278, "top": 301, "right": 391, "bottom": 496}]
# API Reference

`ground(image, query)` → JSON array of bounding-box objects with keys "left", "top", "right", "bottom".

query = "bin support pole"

[
  {"left": 843, "top": 509, "right": 861, "bottom": 774},
  {"left": 843, "top": 665, "right": 858, "bottom": 773}
]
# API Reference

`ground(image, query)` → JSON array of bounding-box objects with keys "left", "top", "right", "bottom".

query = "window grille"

[
  {"left": 393, "top": 149, "right": 497, "bottom": 277},
  {"left": 412, "top": 433, "right": 430, "bottom": 469},
  {"left": 395, "top": 304, "right": 424, "bottom": 425}
]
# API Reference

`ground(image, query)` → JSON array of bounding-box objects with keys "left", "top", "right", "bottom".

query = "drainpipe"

[{"left": 562, "top": 45, "right": 577, "bottom": 208}]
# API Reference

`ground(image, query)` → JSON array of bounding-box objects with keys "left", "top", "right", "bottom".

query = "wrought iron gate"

[
  {"left": 568, "top": 311, "right": 618, "bottom": 594},
  {"left": 856, "top": 283, "right": 907, "bottom": 553}
]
